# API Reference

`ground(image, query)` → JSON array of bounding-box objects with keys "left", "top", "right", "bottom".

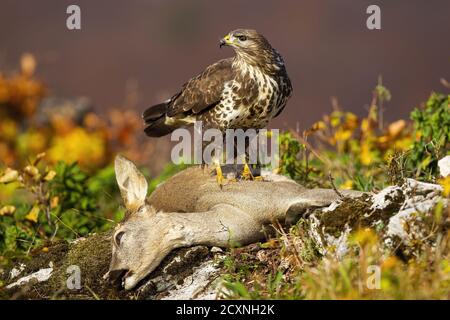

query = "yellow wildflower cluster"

[
  {"left": 304, "top": 85, "right": 414, "bottom": 189},
  {"left": 312, "top": 106, "right": 412, "bottom": 166}
]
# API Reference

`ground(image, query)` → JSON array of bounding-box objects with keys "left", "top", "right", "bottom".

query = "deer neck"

[
  {"left": 162, "top": 207, "right": 264, "bottom": 249},
  {"left": 163, "top": 212, "right": 230, "bottom": 248}
]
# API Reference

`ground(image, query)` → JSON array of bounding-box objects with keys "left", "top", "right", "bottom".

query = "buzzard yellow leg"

[
  {"left": 240, "top": 157, "right": 263, "bottom": 181},
  {"left": 213, "top": 159, "right": 225, "bottom": 188},
  {"left": 241, "top": 158, "right": 253, "bottom": 180}
]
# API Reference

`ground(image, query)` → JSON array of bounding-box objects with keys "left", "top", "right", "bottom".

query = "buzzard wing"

[
  {"left": 273, "top": 77, "right": 293, "bottom": 118},
  {"left": 166, "top": 58, "right": 234, "bottom": 117}
]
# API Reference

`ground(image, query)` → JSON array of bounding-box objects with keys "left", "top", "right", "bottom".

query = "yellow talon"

[
  {"left": 213, "top": 159, "right": 224, "bottom": 188},
  {"left": 240, "top": 157, "right": 264, "bottom": 181},
  {"left": 241, "top": 157, "right": 254, "bottom": 180}
]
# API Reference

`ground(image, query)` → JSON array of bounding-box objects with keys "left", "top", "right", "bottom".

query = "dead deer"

[{"left": 104, "top": 155, "right": 362, "bottom": 290}]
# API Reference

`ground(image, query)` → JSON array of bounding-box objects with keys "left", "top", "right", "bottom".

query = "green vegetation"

[{"left": 409, "top": 93, "right": 450, "bottom": 179}]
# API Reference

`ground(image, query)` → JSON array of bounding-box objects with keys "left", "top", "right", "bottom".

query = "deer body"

[{"left": 106, "top": 156, "right": 362, "bottom": 290}]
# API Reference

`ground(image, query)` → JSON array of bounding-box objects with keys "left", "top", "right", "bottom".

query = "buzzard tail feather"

[
  {"left": 143, "top": 102, "right": 178, "bottom": 137},
  {"left": 144, "top": 116, "right": 177, "bottom": 137},
  {"left": 143, "top": 102, "right": 168, "bottom": 120}
]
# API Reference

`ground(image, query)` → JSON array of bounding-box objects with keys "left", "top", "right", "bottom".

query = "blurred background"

[
  {"left": 0, "top": 0, "right": 449, "bottom": 271},
  {"left": 1, "top": 0, "right": 449, "bottom": 126}
]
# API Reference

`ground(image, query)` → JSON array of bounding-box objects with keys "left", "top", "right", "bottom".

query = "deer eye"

[{"left": 115, "top": 231, "right": 125, "bottom": 246}]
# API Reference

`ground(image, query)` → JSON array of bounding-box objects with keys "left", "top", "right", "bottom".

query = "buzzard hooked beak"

[{"left": 219, "top": 35, "right": 231, "bottom": 48}]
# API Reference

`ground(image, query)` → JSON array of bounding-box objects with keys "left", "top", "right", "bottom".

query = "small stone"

[
  {"left": 210, "top": 246, "right": 223, "bottom": 253},
  {"left": 438, "top": 155, "right": 450, "bottom": 177},
  {"left": 9, "top": 263, "right": 26, "bottom": 280},
  {"left": 225, "top": 172, "right": 236, "bottom": 180},
  {"left": 256, "top": 250, "right": 268, "bottom": 262},
  {"left": 6, "top": 262, "right": 53, "bottom": 289}
]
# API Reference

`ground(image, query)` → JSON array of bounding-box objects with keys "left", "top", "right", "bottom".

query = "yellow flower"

[
  {"left": 377, "top": 135, "right": 389, "bottom": 144},
  {"left": 25, "top": 205, "right": 40, "bottom": 223},
  {"left": 415, "top": 130, "right": 422, "bottom": 141},
  {"left": 330, "top": 111, "right": 342, "bottom": 127},
  {"left": 438, "top": 176, "right": 450, "bottom": 197},
  {"left": 48, "top": 127, "right": 106, "bottom": 169},
  {"left": 311, "top": 121, "right": 326, "bottom": 131},
  {"left": 24, "top": 165, "right": 39, "bottom": 178},
  {"left": 361, "top": 118, "right": 371, "bottom": 134},
  {"left": 360, "top": 143, "right": 373, "bottom": 166},
  {"left": 0, "top": 205, "right": 16, "bottom": 216},
  {"left": 388, "top": 119, "right": 406, "bottom": 138},
  {"left": 394, "top": 137, "right": 413, "bottom": 151},
  {"left": 340, "top": 180, "right": 354, "bottom": 190},
  {"left": 381, "top": 256, "right": 399, "bottom": 270},
  {"left": 334, "top": 128, "right": 352, "bottom": 142},
  {"left": 344, "top": 112, "right": 358, "bottom": 130},
  {"left": 43, "top": 170, "right": 56, "bottom": 181},
  {"left": 351, "top": 228, "right": 378, "bottom": 247},
  {"left": 0, "top": 119, "right": 18, "bottom": 141},
  {"left": 441, "top": 259, "right": 450, "bottom": 274},
  {"left": 0, "top": 168, "right": 19, "bottom": 184},
  {"left": 17, "top": 130, "right": 47, "bottom": 155},
  {"left": 50, "top": 196, "right": 59, "bottom": 209}
]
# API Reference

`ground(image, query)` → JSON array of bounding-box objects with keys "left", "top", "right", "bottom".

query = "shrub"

[
  {"left": 0, "top": 155, "right": 121, "bottom": 264},
  {"left": 409, "top": 92, "right": 450, "bottom": 179}
]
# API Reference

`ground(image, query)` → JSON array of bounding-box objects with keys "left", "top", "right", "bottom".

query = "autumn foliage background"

[
  {"left": 0, "top": 53, "right": 449, "bottom": 298},
  {"left": 0, "top": 54, "right": 176, "bottom": 265}
]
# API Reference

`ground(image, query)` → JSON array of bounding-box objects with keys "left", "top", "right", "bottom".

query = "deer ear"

[{"left": 114, "top": 155, "right": 148, "bottom": 210}]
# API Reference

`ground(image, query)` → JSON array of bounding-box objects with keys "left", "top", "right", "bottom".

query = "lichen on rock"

[{"left": 306, "top": 179, "right": 449, "bottom": 260}]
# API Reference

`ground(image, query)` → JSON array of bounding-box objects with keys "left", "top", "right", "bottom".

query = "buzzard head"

[
  {"left": 220, "top": 29, "right": 282, "bottom": 72},
  {"left": 220, "top": 29, "right": 269, "bottom": 51}
]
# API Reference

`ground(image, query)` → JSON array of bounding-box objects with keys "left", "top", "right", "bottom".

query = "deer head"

[{"left": 104, "top": 155, "right": 185, "bottom": 290}]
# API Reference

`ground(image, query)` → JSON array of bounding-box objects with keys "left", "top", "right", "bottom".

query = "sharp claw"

[
  {"left": 213, "top": 159, "right": 224, "bottom": 188},
  {"left": 242, "top": 164, "right": 253, "bottom": 180},
  {"left": 241, "top": 157, "right": 254, "bottom": 180}
]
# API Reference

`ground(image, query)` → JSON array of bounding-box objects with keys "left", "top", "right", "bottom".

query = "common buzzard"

[{"left": 143, "top": 29, "right": 292, "bottom": 137}]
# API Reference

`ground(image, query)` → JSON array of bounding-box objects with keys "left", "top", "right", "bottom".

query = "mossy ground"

[
  {"left": 1, "top": 232, "right": 117, "bottom": 299},
  {"left": 1, "top": 234, "right": 212, "bottom": 300}
]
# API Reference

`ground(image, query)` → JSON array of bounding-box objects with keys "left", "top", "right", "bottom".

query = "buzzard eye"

[
  {"left": 237, "top": 35, "right": 247, "bottom": 41},
  {"left": 115, "top": 231, "right": 125, "bottom": 246}
]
